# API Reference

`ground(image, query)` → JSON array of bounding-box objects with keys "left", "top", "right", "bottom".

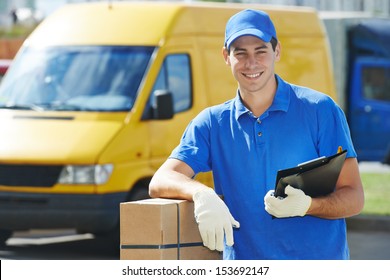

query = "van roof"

[
  {"left": 26, "top": 2, "right": 324, "bottom": 47},
  {"left": 349, "top": 18, "right": 390, "bottom": 58}
]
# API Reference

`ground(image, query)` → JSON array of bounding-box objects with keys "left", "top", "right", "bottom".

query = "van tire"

[
  {"left": 385, "top": 156, "right": 390, "bottom": 165},
  {"left": 128, "top": 180, "right": 151, "bottom": 201},
  {"left": 384, "top": 149, "right": 390, "bottom": 165},
  {"left": 0, "top": 229, "right": 13, "bottom": 247},
  {"left": 93, "top": 225, "right": 120, "bottom": 256},
  {"left": 92, "top": 181, "right": 151, "bottom": 256}
]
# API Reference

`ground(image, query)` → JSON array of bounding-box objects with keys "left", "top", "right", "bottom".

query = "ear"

[
  {"left": 274, "top": 41, "right": 281, "bottom": 62},
  {"left": 222, "top": 46, "right": 231, "bottom": 65}
]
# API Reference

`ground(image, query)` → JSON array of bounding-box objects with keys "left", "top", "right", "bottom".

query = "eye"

[
  {"left": 234, "top": 51, "right": 246, "bottom": 57},
  {"left": 256, "top": 50, "right": 267, "bottom": 55}
]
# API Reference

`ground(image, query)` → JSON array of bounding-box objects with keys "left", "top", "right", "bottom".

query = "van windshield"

[{"left": 0, "top": 46, "right": 154, "bottom": 111}]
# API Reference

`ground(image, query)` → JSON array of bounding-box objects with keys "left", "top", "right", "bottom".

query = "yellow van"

[{"left": 0, "top": 1, "right": 335, "bottom": 244}]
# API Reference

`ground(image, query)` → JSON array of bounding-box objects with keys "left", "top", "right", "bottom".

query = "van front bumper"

[{"left": 0, "top": 191, "right": 128, "bottom": 233}]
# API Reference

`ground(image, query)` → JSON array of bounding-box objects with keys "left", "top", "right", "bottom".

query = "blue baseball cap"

[{"left": 225, "top": 9, "right": 277, "bottom": 50}]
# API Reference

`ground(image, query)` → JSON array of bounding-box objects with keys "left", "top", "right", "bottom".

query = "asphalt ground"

[
  {"left": 347, "top": 215, "right": 390, "bottom": 259},
  {"left": 0, "top": 214, "right": 388, "bottom": 260},
  {"left": 347, "top": 161, "right": 390, "bottom": 260}
]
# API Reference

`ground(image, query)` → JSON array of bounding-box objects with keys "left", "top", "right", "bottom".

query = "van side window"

[
  {"left": 362, "top": 66, "right": 390, "bottom": 102},
  {"left": 143, "top": 54, "right": 192, "bottom": 119}
]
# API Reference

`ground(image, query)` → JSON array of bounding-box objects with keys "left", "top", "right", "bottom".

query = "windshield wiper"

[
  {"left": 49, "top": 103, "right": 85, "bottom": 111},
  {"left": 0, "top": 104, "right": 45, "bottom": 111}
]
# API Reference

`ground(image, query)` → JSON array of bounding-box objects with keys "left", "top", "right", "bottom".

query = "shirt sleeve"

[
  {"left": 317, "top": 97, "right": 357, "bottom": 159},
  {"left": 169, "top": 108, "right": 212, "bottom": 174}
]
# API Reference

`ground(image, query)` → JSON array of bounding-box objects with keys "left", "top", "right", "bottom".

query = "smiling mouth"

[{"left": 243, "top": 72, "right": 262, "bottom": 78}]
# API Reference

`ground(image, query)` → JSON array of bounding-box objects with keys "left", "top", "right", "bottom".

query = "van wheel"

[
  {"left": 0, "top": 229, "right": 13, "bottom": 247},
  {"left": 93, "top": 226, "right": 120, "bottom": 257},
  {"left": 385, "top": 151, "right": 390, "bottom": 165},
  {"left": 128, "top": 182, "right": 151, "bottom": 201},
  {"left": 92, "top": 183, "right": 151, "bottom": 256}
]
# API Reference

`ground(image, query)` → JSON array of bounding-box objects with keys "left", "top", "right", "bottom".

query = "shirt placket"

[
  {"left": 248, "top": 112, "right": 267, "bottom": 146},
  {"left": 255, "top": 117, "right": 266, "bottom": 146}
]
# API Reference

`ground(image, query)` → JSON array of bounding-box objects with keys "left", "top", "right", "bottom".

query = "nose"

[{"left": 245, "top": 54, "right": 258, "bottom": 69}]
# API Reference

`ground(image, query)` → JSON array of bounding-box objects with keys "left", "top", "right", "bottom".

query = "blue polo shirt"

[{"left": 170, "top": 75, "right": 356, "bottom": 260}]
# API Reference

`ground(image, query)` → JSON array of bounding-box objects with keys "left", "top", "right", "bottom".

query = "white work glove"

[
  {"left": 193, "top": 188, "right": 240, "bottom": 251},
  {"left": 264, "top": 185, "right": 312, "bottom": 218}
]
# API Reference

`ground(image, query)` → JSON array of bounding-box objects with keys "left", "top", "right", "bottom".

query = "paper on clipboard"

[{"left": 274, "top": 150, "right": 347, "bottom": 198}]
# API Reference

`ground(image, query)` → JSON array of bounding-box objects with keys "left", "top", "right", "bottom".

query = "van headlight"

[{"left": 58, "top": 164, "right": 114, "bottom": 185}]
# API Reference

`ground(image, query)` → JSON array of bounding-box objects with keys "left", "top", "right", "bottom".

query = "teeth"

[{"left": 245, "top": 73, "right": 260, "bottom": 78}]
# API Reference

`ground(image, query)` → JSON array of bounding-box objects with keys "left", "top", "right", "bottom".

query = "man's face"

[{"left": 223, "top": 35, "right": 280, "bottom": 95}]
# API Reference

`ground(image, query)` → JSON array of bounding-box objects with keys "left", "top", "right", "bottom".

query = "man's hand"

[
  {"left": 193, "top": 188, "right": 240, "bottom": 251},
  {"left": 264, "top": 185, "right": 312, "bottom": 218}
]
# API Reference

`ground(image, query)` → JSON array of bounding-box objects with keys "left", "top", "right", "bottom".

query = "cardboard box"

[{"left": 120, "top": 198, "right": 222, "bottom": 260}]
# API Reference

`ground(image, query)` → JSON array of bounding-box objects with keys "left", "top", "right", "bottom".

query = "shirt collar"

[{"left": 234, "top": 74, "right": 290, "bottom": 120}]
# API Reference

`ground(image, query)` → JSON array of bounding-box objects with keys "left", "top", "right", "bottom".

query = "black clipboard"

[{"left": 274, "top": 150, "right": 347, "bottom": 198}]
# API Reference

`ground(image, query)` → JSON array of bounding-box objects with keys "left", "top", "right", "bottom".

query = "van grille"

[{"left": 0, "top": 164, "right": 63, "bottom": 187}]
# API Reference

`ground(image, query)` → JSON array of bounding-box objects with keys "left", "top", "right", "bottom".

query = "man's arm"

[
  {"left": 149, "top": 158, "right": 209, "bottom": 201},
  {"left": 264, "top": 157, "right": 364, "bottom": 219},
  {"left": 149, "top": 158, "right": 240, "bottom": 251},
  {"left": 307, "top": 157, "right": 364, "bottom": 219}
]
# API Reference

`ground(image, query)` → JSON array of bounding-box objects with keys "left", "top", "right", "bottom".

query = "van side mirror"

[{"left": 153, "top": 90, "right": 174, "bottom": 120}]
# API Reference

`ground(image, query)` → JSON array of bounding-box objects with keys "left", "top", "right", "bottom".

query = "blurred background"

[
  {"left": 1, "top": 0, "right": 390, "bottom": 59},
  {"left": 0, "top": 0, "right": 390, "bottom": 33},
  {"left": 0, "top": 0, "right": 389, "bottom": 62}
]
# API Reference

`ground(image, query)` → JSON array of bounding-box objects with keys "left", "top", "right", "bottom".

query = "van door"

[
  {"left": 348, "top": 58, "right": 390, "bottom": 163},
  {"left": 143, "top": 46, "right": 199, "bottom": 169}
]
